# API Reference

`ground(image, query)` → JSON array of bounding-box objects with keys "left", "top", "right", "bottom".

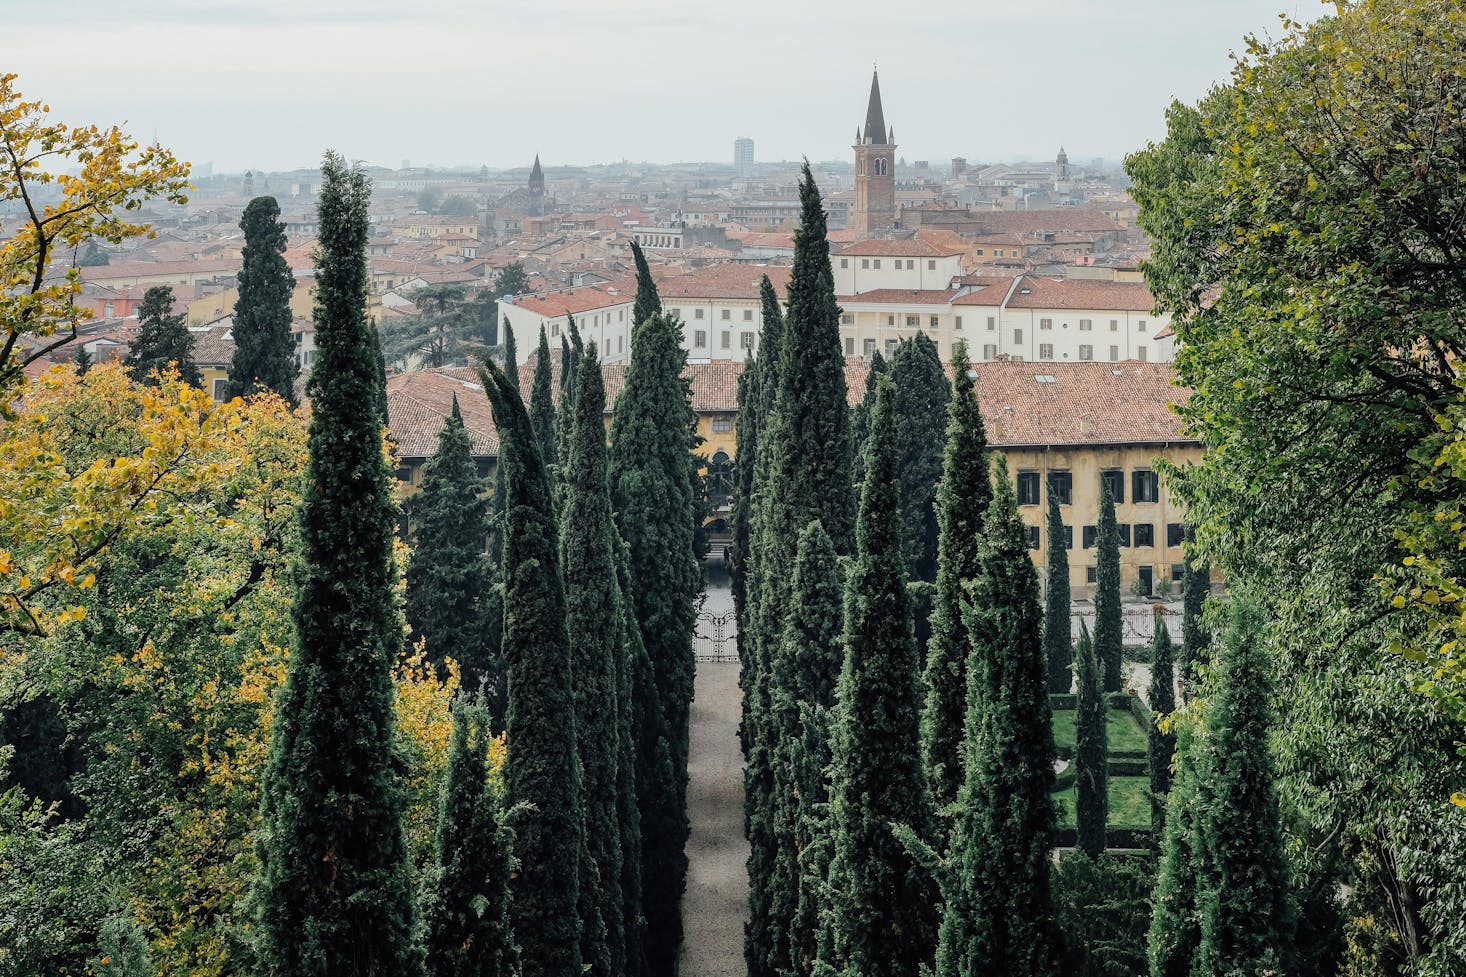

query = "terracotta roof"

[
  {"left": 386, "top": 370, "right": 501, "bottom": 459},
  {"left": 966, "top": 209, "right": 1122, "bottom": 237},
  {"left": 506, "top": 279, "right": 636, "bottom": 317},
  {"left": 1006, "top": 276, "right": 1156, "bottom": 312},
  {"left": 190, "top": 324, "right": 235, "bottom": 366},
  {"left": 952, "top": 276, "right": 1019, "bottom": 306},
  {"left": 602, "top": 359, "right": 742, "bottom": 414},
  {"left": 845, "top": 288, "right": 962, "bottom": 305},
  {"left": 656, "top": 264, "right": 792, "bottom": 301},
  {"left": 79, "top": 257, "right": 239, "bottom": 282},
  {"left": 836, "top": 237, "right": 964, "bottom": 258}
]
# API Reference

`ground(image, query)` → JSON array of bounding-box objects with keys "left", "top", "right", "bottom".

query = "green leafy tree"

[
  {"left": 124, "top": 285, "right": 200, "bottom": 387},
  {"left": 1073, "top": 621, "right": 1106, "bottom": 858},
  {"left": 562, "top": 346, "right": 624, "bottom": 977},
  {"left": 630, "top": 241, "right": 661, "bottom": 326},
  {"left": 821, "top": 377, "right": 937, "bottom": 977},
  {"left": 254, "top": 151, "right": 420, "bottom": 977},
  {"left": 920, "top": 339, "right": 989, "bottom": 820},
  {"left": 423, "top": 701, "right": 518, "bottom": 977},
  {"left": 1043, "top": 491, "right": 1072, "bottom": 695},
  {"left": 479, "top": 358, "right": 584, "bottom": 977},
  {"left": 227, "top": 195, "right": 298, "bottom": 404},
  {"left": 405, "top": 396, "right": 493, "bottom": 687},
  {"left": 890, "top": 333, "right": 950, "bottom": 583},
  {"left": 614, "top": 536, "right": 656, "bottom": 977},
  {"left": 933, "top": 455, "right": 1059, "bottom": 977},
  {"left": 1093, "top": 478, "right": 1122, "bottom": 693},
  {"left": 381, "top": 284, "right": 473, "bottom": 369},
  {"left": 608, "top": 310, "right": 698, "bottom": 977},
  {"left": 1147, "top": 618, "right": 1176, "bottom": 841},
  {"left": 530, "top": 326, "right": 557, "bottom": 495}
]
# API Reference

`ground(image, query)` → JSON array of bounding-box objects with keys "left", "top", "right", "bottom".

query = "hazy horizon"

[{"left": 5, "top": 1, "right": 1319, "bottom": 174}]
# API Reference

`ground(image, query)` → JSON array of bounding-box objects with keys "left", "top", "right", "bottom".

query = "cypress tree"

[
  {"left": 1192, "top": 600, "right": 1293, "bottom": 977},
  {"left": 631, "top": 240, "right": 661, "bottom": 325},
  {"left": 735, "top": 275, "right": 785, "bottom": 662},
  {"left": 890, "top": 333, "right": 951, "bottom": 583},
  {"left": 730, "top": 353, "right": 759, "bottom": 632},
  {"left": 479, "top": 359, "right": 583, "bottom": 977},
  {"left": 73, "top": 344, "right": 92, "bottom": 375},
  {"left": 405, "top": 396, "right": 493, "bottom": 686},
  {"left": 850, "top": 347, "right": 887, "bottom": 491},
  {"left": 920, "top": 339, "right": 989, "bottom": 820},
  {"left": 369, "top": 321, "right": 389, "bottom": 427},
  {"left": 1074, "top": 621, "right": 1107, "bottom": 858},
  {"left": 531, "top": 325, "right": 558, "bottom": 490},
  {"left": 227, "top": 194, "right": 299, "bottom": 405},
  {"left": 1094, "top": 478, "right": 1123, "bottom": 693},
  {"left": 1147, "top": 717, "right": 1203, "bottom": 977},
  {"left": 125, "top": 285, "right": 201, "bottom": 387},
  {"left": 608, "top": 310, "right": 698, "bottom": 977},
  {"left": 1180, "top": 543, "right": 1210, "bottom": 690},
  {"left": 934, "top": 455, "right": 1060, "bottom": 977},
  {"left": 1043, "top": 491, "right": 1073, "bottom": 694},
  {"left": 254, "top": 151, "right": 419, "bottom": 977},
  {"left": 562, "top": 347, "right": 623, "bottom": 977},
  {"left": 614, "top": 537, "right": 656, "bottom": 977},
  {"left": 765, "top": 520, "right": 845, "bottom": 977},
  {"left": 1146, "top": 617, "right": 1176, "bottom": 842},
  {"left": 423, "top": 700, "right": 518, "bottom": 977},
  {"left": 821, "top": 377, "right": 937, "bottom": 977}
]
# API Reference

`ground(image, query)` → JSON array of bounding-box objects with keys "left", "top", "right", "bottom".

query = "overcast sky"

[{"left": 4, "top": 0, "right": 1319, "bottom": 174}]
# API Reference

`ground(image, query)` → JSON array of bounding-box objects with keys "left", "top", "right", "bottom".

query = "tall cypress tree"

[
  {"left": 850, "top": 347, "right": 887, "bottom": 491},
  {"left": 731, "top": 353, "right": 759, "bottom": 633},
  {"left": 1044, "top": 492, "right": 1073, "bottom": 694},
  {"left": 821, "top": 377, "right": 937, "bottom": 977},
  {"left": 890, "top": 333, "right": 951, "bottom": 583},
  {"left": 227, "top": 194, "right": 299, "bottom": 405},
  {"left": 615, "top": 537, "right": 656, "bottom": 977},
  {"left": 405, "top": 397, "right": 493, "bottom": 686},
  {"left": 1094, "top": 478, "right": 1123, "bottom": 693},
  {"left": 125, "top": 285, "right": 201, "bottom": 387},
  {"left": 1147, "top": 617, "right": 1176, "bottom": 842},
  {"left": 920, "top": 339, "right": 989, "bottom": 820},
  {"left": 631, "top": 240, "right": 661, "bottom": 326},
  {"left": 480, "top": 358, "right": 583, "bottom": 977},
  {"left": 562, "top": 347, "right": 624, "bottom": 977},
  {"left": 608, "top": 310, "right": 698, "bottom": 977},
  {"left": 1147, "top": 717, "right": 1202, "bottom": 977},
  {"left": 934, "top": 455, "right": 1060, "bottom": 977},
  {"left": 1192, "top": 600, "right": 1294, "bottom": 977},
  {"left": 1180, "top": 543, "right": 1210, "bottom": 691},
  {"left": 255, "top": 151, "right": 420, "bottom": 977},
  {"left": 423, "top": 700, "right": 518, "bottom": 977},
  {"left": 765, "top": 520, "right": 845, "bottom": 977},
  {"left": 531, "top": 326, "right": 558, "bottom": 490},
  {"left": 1074, "top": 621, "right": 1107, "bottom": 858}
]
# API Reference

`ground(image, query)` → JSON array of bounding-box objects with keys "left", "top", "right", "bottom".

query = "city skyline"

[{"left": 4, "top": 0, "right": 1316, "bottom": 173}]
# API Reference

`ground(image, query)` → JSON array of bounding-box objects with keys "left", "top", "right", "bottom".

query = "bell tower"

[{"left": 851, "top": 68, "right": 897, "bottom": 235}]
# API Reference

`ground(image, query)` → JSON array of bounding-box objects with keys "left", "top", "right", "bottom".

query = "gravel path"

[{"left": 679, "top": 562, "right": 748, "bottom": 977}]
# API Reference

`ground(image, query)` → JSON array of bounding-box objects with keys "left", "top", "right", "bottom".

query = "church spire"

[{"left": 862, "top": 68, "right": 888, "bottom": 145}]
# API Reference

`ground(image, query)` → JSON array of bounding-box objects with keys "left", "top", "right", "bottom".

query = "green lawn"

[
  {"left": 1052, "top": 707, "right": 1150, "bottom": 754},
  {"left": 1055, "top": 775, "right": 1152, "bottom": 828}
]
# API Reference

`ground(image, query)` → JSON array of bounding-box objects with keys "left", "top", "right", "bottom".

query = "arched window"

[
  {"left": 708, "top": 450, "right": 733, "bottom": 509},
  {"left": 874, "top": 157, "right": 888, "bottom": 177}
]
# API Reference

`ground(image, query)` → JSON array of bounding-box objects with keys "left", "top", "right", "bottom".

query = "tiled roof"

[
  {"left": 967, "top": 209, "right": 1122, "bottom": 237},
  {"left": 836, "top": 237, "right": 964, "bottom": 258},
  {"left": 1006, "top": 275, "right": 1156, "bottom": 312},
  {"left": 79, "top": 257, "right": 239, "bottom": 282},
  {"left": 845, "top": 288, "right": 962, "bottom": 305},
  {"left": 386, "top": 370, "right": 501, "bottom": 459},
  {"left": 656, "top": 264, "right": 792, "bottom": 301},
  {"left": 506, "top": 280, "right": 636, "bottom": 317},
  {"left": 952, "top": 276, "right": 1019, "bottom": 306},
  {"left": 602, "top": 359, "right": 742, "bottom": 414},
  {"left": 190, "top": 323, "right": 235, "bottom": 366}
]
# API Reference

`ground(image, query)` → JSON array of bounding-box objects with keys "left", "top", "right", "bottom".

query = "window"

[
  {"left": 885, "top": 339, "right": 898, "bottom": 356},
  {"left": 887, "top": 315, "right": 896, "bottom": 326},
  {"left": 1039, "top": 343, "right": 1054, "bottom": 360},
  {"left": 1079, "top": 344, "right": 1093, "bottom": 361},
  {"left": 873, "top": 259, "right": 881, "bottom": 269},
  {"left": 987, "top": 316, "right": 996, "bottom": 331},
  {"left": 1086, "top": 566, "right": 1098, "bottom": 584},
  {"left": 976, "top": 249, "right": 985, "bottom": 256},
  {"left": 695, "top": 308, "right": 705, "bottom": 319},
  {"left": 1101, "top": 468, "right": 1125, "bottom": 503},
  {"left": 620, "top": 310, "right": 625, "bottom": 321},
  {"left": 982, "top": 344, "right": 997, "bottom": 359},
  {"left": 708, "top": 450, "right": 733, "bottom": 508},
  {"left": 1014, "top": 328, "right": 1024, "bottom": 345},
  {"left": 863, "top": 338, "right": 877, "bottom": 357},
  {"left": 744, "top": 309, "right": 753, "bottom": 320},
  {"left": 721, "top": 309, "right": 731, "bottom": 320},
  {"left": 1047, "top": 470, "right": 1073, "bottom": 506},
  {"left": 902, "top": 315, "right": 917, "bottom": 327},
  {"left": 606, "top": 338, "right": 611, "bottom": 354},
  {"left": 908, "top": 260, "right": 916, "bottom": 270},
  {"left": 930, "top": 315, "right": 940, "bottom": 329},
  {"left": 1132, "top": 470, "right": 1159, "bottom": 503},
  {"left": 841, "top": 313, "right": 854, "bottom": 325},
  {"left": 740, "top": 331, "right": 755, "bottom": 349},
  {"left": 955, "top": 316, "right": 963, "bottom": 330},
  {"left": 711, "top": 417, "right": 732, "bottom": 433},
  {"left": 1171, "top": 563, "right": 1186, "bottom": 582},
  {"left": 1137, "top": 346, "right": 1148, "bottom": 362},
  {"left": 928, "top": 260, "right": 936, "bottom": 270},
  {"left": 1134, "top": 523, "right": 1155, "bottom": 547},
  {"left": 617, "top": 336, "right": 624, "bottom": 353},
  {"left": 1079, "top": 318, "right": 1092, "bottom": 331},
  {"left": 212, "top": 378, "right": 228, "bottom": 402},
  {"left": 1117, "top": 524, "right": 1132, "bottom": 547},
  {"left": 1082, "top": 525, "right": 1097, "bottom": 548},
  {"left": 1138, "top": 319, "right": 1148, "bottom": 332},
  {"left": 840, "top": 258, "right": 849, "bottom": 268},
  {"left": 1017, "top": 471, "right": 1041, "bottom": 506},
  {"left": 862, "top": 259, "right": 870, "bottom": 269},
  {"left": 843, "top": 337, "right": 853, "bottom": 355},
  {"left": 1110, "top": 319, "right": 1119, "bottom": 331},
  {"left": 1061, "top": 524, "right": 1073, "bottom": 549},
  {"left": 396, "top": 465, "right": 414, "bottom": 485},
  {"left": 1167, "top": 522, "right": 1184, "bottom": 547},
  {"left": 1040, "top": 317, "right": 1053, "bottom": 330},
  {"left": 694, "top": 330, "right": 707, "bottom": 348},
  {"left": 1026, "top": 525, "right": 1040, "bottom": 550},
  {"left": 721, "top": 332, "right": 732, "bottom": 349},
  {"left": 1109, "top": 345, "right": 1120, "bottom": 361}
]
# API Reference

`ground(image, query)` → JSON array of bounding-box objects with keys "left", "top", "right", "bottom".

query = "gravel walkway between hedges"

[{"left": 679, "top": 563, "right": 748, "bottom": 977}]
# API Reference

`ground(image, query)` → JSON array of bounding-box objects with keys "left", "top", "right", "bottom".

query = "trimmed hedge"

[{"left": 1052, "top": 826, "right": 1153, "bottom": 850}]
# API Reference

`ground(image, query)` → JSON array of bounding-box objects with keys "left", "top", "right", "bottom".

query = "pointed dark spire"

[
  {"left": 529, "top": 154, "right": 545, "bottom": 190},
  {"left": 863, "top": 69, "right": 888, "bottom": 145}
]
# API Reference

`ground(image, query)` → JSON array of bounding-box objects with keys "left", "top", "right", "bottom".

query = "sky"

[{"left": 3, "top": 0, "right": 1321, "bottom": 174}]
